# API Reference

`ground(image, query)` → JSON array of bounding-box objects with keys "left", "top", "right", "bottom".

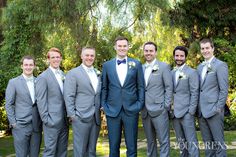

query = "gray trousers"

[
  {"left": 142, "top": 110, "right": 170, "bottom": 157},
  {"left": 72, "top": 115, "right": 100, "bottom": 157},
  {"left": 198, "top": 112, "right": 227, "bottom": 157},
  {"left": 12, "top": 124, "right": 42, "bottom": 157},
  {"left": 173, "top": 113, "right": 199, "bottom": 157},
  {"left": 42, "top": 123, "right": 68, "bottom": 157}
]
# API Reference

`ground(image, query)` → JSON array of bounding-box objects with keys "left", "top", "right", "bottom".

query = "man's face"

[
  {"left": 144, "top": 44, "right": 157, "bottom": 63},
  {"left": 114, "top": 39, "right": 129, "bottom": 59},
  {"left": 174, "top": 49, "right": 186, "bottom": 66},
  {"left": 200, "top": 42, "right": 214, "bottom": 61},
  {"left": 48, "top": 51, "right": 62, "bottom": 69},
  {"left": 81, "top": 48, "right": 95, "bottom": 67},
  {"left": 21, "top": 59, "right": 35, "bottom": 77}
]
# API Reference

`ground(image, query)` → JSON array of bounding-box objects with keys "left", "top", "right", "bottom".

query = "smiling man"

[
  {"left": 197, "top": 38, "right": 228, "bottom": 157},
  {"left": 36, "top": 47, "right": 68, "bottom": 157},
  {"left": 5, "top": 55, "right": 42, "bottom": 157},
  {"left": 101, "top": 36, "right": 145, "bottom": 157},
  {"left": 64, "top": 47, "right": 101, "bottom": 157},
  {"left": 172, "top": 46, "right": 199, "bottom": 157},
  {"left": 141, "top": 41, "right": 173, "bottom": 157}
]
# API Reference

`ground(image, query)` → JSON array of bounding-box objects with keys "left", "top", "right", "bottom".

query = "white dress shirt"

[
  {"left": 201, "top": 56, "right": 214, "bottom": 81},
  {"left": 144, "top": 59, "right": 156, "bottom": 86},
  {"left": 175, "top": 64, "right": 185, "bottom": 84},
  {"left": 50, "top": 66, "right": 64, "bottom": 93},
  {"left": 23, "top": 74, "right": 35, "bottom": 103},
  {"left": 82, "top": 64, "right": 98, "bottom": 93},
  {"left": 116, "top": 57, "right": 128, "bottom": 86}
]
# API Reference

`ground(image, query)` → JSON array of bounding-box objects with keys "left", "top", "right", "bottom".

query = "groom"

[{"left": 101, "top": 36, "right": 145, "bottom": 157}]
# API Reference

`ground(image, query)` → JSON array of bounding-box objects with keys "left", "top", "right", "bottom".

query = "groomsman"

[
  {"left": 101, "top": 36, "right": 145, "bottom": 157},
  {"left": 36, "top": 48, "right": 68, "bottom": 157},
  {"left": 141, "top": 41, "right": 173, "bottom": 157},
  {"left": 64, "top": 47, "right": 101, "bottom": 157},
  {"left": 197, "top": 38, "right": 228, "bottom": 157},
  {"left": 172, "top": 46, "right": 199, "bottom": 157},
  {"left": 5, "top": 55, "right": 42, "bottom": 157}
]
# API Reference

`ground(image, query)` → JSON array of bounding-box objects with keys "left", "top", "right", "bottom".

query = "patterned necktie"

[{"left": 117, "top": 59, "right": 126, "bottom": 65}]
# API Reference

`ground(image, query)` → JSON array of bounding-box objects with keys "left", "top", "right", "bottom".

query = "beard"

[{"left": 175, "top": 60, "right": 185, "bottom": 66}]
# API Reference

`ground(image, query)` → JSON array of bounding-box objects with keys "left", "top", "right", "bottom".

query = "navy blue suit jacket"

[{"left": 101, "top": 58, "right": 145, "bottom": 117}]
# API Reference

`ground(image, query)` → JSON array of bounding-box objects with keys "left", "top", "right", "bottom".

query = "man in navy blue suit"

[{"left": 101, "top": 36, "right": 145, "bottom": 157}]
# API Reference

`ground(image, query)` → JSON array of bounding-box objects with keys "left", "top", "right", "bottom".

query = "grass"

[{"left": 1, "top": 127, "right": 236, "bottom": 157}]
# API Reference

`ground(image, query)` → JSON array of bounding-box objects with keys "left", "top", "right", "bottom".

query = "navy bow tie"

[{"left": 117, "top": 59, "right": 126, "bottom": 65}]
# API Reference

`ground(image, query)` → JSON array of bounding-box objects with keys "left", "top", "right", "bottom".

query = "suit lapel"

[
  {"left": 146, "top": 60, "right": 158, "bottom": 87},
  {"left": 112, "top": 58, "right": 122, "bottom": 87},
  {"left": 123, "top": 58, "right": 131, "bottom": 86},
  {"left": 79, "top": 66, "right": 96, "bottom": 94},
  {"left": 201, "top": 57, "right": 217, "bottom": 87},
  {"left": 19, "top": 75, "right": 33, "bottom": 104},
  {"left": 47, "top": 68, "right": 63, "bottom": 95}
]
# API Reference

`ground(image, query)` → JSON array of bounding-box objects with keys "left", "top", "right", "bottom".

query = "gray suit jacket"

[
  {"left": 172, "top": 65, "right": 199, "bottom": 118},
  {"left": 141, "top": 60, "right": 173, "bottom": 118},
  {"left": 36, "top": 68, "right": 67, "bottom": 128},
  {"left": 64, "top": 65, "right": 101, "bottom": 125},
  {"left": 5, "top": 75, "right": 42, "bottom": 131},
  {"left": 197, "top": 57, "right": 228, "bottom": 118}
]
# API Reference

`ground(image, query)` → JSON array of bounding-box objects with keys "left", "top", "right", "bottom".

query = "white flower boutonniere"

[
  {"left": 206, "top": 64, "right": 213, "bottom": 73},
  {"left": 61, "top": 75, "right": 65, "bottom": 82},
  {"left": 152, "top": 64, "right": 159, "bottom": 72},
  {"left": 179, "top": 71, "right": 187, "bottom": 80},
  {"left": 128, "top": 61, "right": 136, "bottom": 69},
  {"left": 95, "top": 69, "right": 101, "bottom": 76}
]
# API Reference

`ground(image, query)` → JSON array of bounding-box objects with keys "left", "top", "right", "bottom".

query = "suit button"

[
  {"left": 145, "top": 90, "right": 147, "bottom": 92},
  {"left": 200, "top": 90, "right": 203, "bottom": 92},
  {"left": 174, "top": 92, "right": 176, "bottom": 94}
]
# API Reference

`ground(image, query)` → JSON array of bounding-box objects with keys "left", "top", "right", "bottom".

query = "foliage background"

[{"left": 0, "top": 0, "right": 236, "bottom": 131}]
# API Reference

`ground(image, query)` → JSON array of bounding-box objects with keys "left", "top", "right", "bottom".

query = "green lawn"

[{"left": 1, "top": 128, "right": 236, "bottom": 157}]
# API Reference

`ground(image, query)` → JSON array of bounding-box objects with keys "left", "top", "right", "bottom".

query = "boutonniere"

[
  {"left": 61, "top": 75, "right": 65, "bottom": 82},
  {"left": 95, "top": 69, "right": 101, "bottom": 76},
  {"left": 128, "top": 61, "right": 136, "bottom": 69},
  {"left": 152, "top": 64, "right": 159, "bottom": 72},
  {"left": 179, "top": 71, "right": 187, "bottom": 79},
  {"left": 206, "top": 64, "right": 213, "bottom": 73}
]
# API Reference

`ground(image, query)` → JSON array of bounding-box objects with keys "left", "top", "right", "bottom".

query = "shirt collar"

[
  {"left": 116, "top": 56, "right": 127, "bottom": 61},
  {"left": 145, "top": 58, "right": 156, "bottom": 67},
  {"left": 49, "top": 66, "right": 60, "bottom": 74},
  {"left": 22, "top": 74, "right": 34, "bottom": 82},
  {"left": 205, "top": 56, "right": 214, "bottom": 64},
  {"left": 82, "top": 64, "right": 94, "bottom": 72},
  {"left": 176, "top": 63, "right": 185, "bottom": 71}
]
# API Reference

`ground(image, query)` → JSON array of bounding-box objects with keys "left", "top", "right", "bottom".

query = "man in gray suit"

[
  {"left": 172, "top": 46, "right": 199, "bottom": 157},
  {"left": 5, "top": 55, "right": 42, "bottom": 157},
  {"left": 141, "top": 41, "right": 173, "bottom": 157},
  {"left": 64, "top": 47, "right": 101, "bottom": 157},
  {"left": 197, "top": 38, "right": 228, "bottom": 157},
  {"left": 36, "top": 47, "right": 68, "bottom": 157}
]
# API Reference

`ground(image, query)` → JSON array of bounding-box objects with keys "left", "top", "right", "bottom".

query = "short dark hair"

[
  {"left": 47, "top": 47, "right": 62, "bottom": 59},
  {"left": 143, "top": 41, "right": 157, "bottom": 51},
  {"left": 173, "top": 46, "right": 188, "bottom": 57},
  {"left": 21, "top": 55, "right": 35, "bottom": 65},
  {"left": 114, "top": 36, "right": 129, "bottom": 44},
  {"left": 200, "top": 38, "right": 214, "bottom": 48}
]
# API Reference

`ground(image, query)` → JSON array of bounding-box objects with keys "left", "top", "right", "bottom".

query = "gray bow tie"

[
  {"left": 87, "top": 68, "right": 94, "bottom": 73},
  {"left": 55, "top": 69, "right": 61, "bottom": 75},
  {"left": 145, "top": 64, "right": 151, "bottom": 69},
  {"left": 202, "top": 61, "right": 209, "bottom": 66},
  {"left": 25, "top": 77, "right": 34, "bottom": 82}
]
